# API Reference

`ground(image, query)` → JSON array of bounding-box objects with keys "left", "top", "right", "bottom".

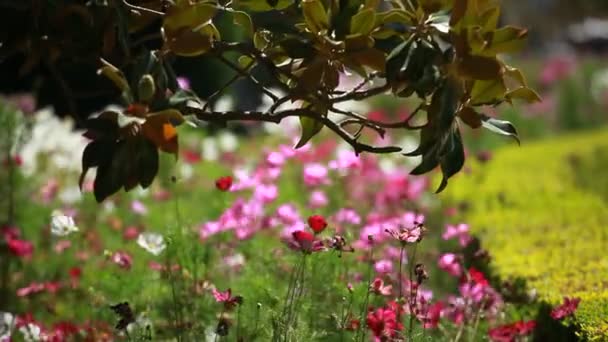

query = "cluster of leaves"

[{"left": 2, "top": 0, "right": 539, "bottom": 201}]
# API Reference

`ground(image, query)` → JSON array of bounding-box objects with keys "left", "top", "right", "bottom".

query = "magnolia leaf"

[
  {"left": 302, "top": 0, "right": 329, "bottom": 33},
  {"left": 234, "top": 0, "right": 293, "bottom": 12},
  {"left": 295, "top": 103, "right": 326, "bottom": 149},
  {"left": 295, "top": 116, "right": 324, "bottom": 149},
  {"left": 349, "top": 48, "right": 386, "bottom": 73},
  {"left": 142, "top": 110, "right": 183, "bottom": 155},
  {"left": 506, "top": 87, "right": 542, "bottom": 104},
  {"left": 169, "top": 89, "right": 204, "bottom": 110},
  {"left": 98, "top": 60, "right": 131, "bottom": 99},
  {"left": 458, "top": 106, "right": 482, "bottom": 128},
  {"left": 375, "top": 9, "right": 415, "bottom": 26},
  {"left": 80, "top": 140, "right": 112, "bottom": 190},
  {"left": 163, "top": 2, "right": 217, "bottom": 33},
  {"left": 481, "top": 115, "right": 520, "bottom": 144},
  {"left": 436, "top": 129, "right": 465, "bottom": 193},
  {"left": 350, "top": 8, "right": 375, "bottom": 35},
  {"left": 426, "top": 13, "right": 450, "bottom": 34},
  {"left": 229, "top": 10, "right": 254, "bottom": 36},
  {"left": 138, "top": 139, "right": 159, "bottom": 188},
  {"left": 458, "top": 55, "right": 503, "bottom": 80},
  {"left": 470, "top": 78, "right": 506, "bottom": 105},
  {"left": 481, "top": 26, "right": 528, "bottom": 55},
  {"left": 504, "top": 65, "right": 528, "bottom": 87},
  {"left": 163, "top": 23, "right": 220, "bottom": 57}
]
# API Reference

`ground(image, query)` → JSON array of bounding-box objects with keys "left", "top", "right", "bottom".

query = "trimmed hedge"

[{"left": 444, "top": 129, "right": 608, "bottom": 340}]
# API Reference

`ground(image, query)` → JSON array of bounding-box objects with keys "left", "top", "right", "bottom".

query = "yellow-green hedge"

[{"left": 443, "top": 129, "right": 608, "bottom": 340}]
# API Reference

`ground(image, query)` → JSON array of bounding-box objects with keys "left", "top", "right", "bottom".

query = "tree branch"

[{"left": 184, "top": 106, "right": 402, "bottom": 155}]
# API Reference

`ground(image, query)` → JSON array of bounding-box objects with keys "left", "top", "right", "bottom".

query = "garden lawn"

[{"left": 444, "top": 128, "right": 608, "bottom": 340}]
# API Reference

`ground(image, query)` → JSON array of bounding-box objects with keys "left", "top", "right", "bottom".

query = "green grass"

[{"left": 444, "top": 128, "right": 608, "bottom": 340}]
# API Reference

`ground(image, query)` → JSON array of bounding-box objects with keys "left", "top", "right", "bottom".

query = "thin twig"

[
  {"left": 216, "top": 55, "right": 279, "bottom": 102},
  {"left": 122, "top": 0, "right": 164, "bottom": 16}
]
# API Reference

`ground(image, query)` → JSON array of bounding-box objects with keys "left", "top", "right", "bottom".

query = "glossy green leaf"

[
  {"left": 234, "top": 0, "right": 293, "bottom": 12},
  {"left": 350, "top": 8, "right": 375, "bottom": 35},
  {"left": 229, "top": 10, "right": 254, "bottom": 37},
  {"left": 506, "top": 87, "right": 542, "bottom": 104},
  {"left": 470, "top": 79, "right": 506, "bottom": 105},
  {"left": 302, "top": 0, "right": 329, "bottom": 33},
  {"left": 436, "top": 129, "right": 465, "bottom": 193},
  {"left": 481, "top": 115, "right": 520, "bottom": 144},
  {"left": 295, "top": 115, "right": 324, "bottom": 149}
]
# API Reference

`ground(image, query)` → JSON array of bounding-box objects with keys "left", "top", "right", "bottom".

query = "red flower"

[
  {"left": 488, "top": 320, "right": 536, "bottom": 342},
  {"left": 346, "top": 318, "right": 360, "bottom": 331},
  {"left": 366, "top": 306, "right": 403, "bottom": 340},
  {"left": 7, "top": 238, "right": 34, "bottom": 258},
  {"left": 307, "top": 214, "right": 327, "bottom": 233},
  {"left": 422, "top": 301, "right": 444, "bottom": 329},
  {"left": 462, "top": 267, "right": 489, "bottom": 287},
  {"left": 215, "top": 176, "right": 233, "bottom": 191},
  {"left": 370, "top": 278, "right": 392, "bottom": 296},
  {"left": 550, "top": 297, "right": 581, "bottom": 320},
  {"left": 290, "top": 230, "right": 325, "bottom": 253}
]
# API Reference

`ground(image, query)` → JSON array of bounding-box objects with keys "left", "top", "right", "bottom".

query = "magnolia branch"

[{"left": 184, "top": 106, "right": 402, "bottom": 155}]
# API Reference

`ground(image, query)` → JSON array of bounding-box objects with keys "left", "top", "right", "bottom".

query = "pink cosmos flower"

[
  {"left": 111, "top": 251, "right": 133, "bottom": 270},
  {"left": 328, "top": 149, "right": 361, "bottom": 173},
  {"left": 17, "top": 282, "right": 46, "bottom": 297},
  {"left": 303, "top": 163, "right": 329, "bottom": 187},
  {"left": 438, "top": 253, "right": 462, "bottom": 277},
  {"left": 442, "top": 223, "right": 472, "bottom": 247},
  {"left": 550, "top": 297, "right": 581, "bottom": 320},
  {"left": 370, "top": 278, "right": 392, "bottom": 296},
  {"left": 130, "top": 200, "right": 148, "bottom": 215},
  {"left": 540, "top": 56, "right": 576, "bottom": 86},
  {"left": 53, "top": 240, "right": 72, "bottom": 254},
  {"left": 308, "top": 190, "right": 328, "bottom": 208},
  {"left": 422, "top": 301, "right": 444, "bottom": 329},
  {"left": 374, "top": 259, "right": 393, "bottom": 274},
  {"left": 7, "top": 238, "right": 34, "bottom": 258},
  {"left": 212, "top": 288, "right": 243, "bottom": 310},
  {"left": 488, "top": 320, "right": 536, "bottom": 342},
  {"left": 332, "top": 208, "right": 361, "bottom": 225},
  {"left": 366, "top": 305, "right": 403, "bottom": 341}
]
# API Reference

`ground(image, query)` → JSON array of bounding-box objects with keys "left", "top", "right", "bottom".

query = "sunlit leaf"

[
  {"left": 506, "top": 86, "right": 542, "bottom": 104},
  {"left": 470, "top": 78, "right": 506, "bottom": 105},
  {"left": 350, "top": 8, "right": 376, "bottom": 35},
  {"left": 302, "top": 0, "right": 329, "bottom": 33},
  {"left": 481, "top": 115, "right": 520, "bottom": 144},
  {"left": 234, "top": 0, "right": 293, "bottom": 12}
]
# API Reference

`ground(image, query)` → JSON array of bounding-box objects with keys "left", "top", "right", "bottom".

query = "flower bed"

[{"left": 444, "top": 128, "right": 608, "bottom": 340}]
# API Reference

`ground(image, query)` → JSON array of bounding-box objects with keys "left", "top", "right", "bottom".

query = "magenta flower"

[
  {"left": 16, "top": 282, "right": 45, "bottom": 297},
  {"left": 308, "top": 190, "right": 328, "bottom": 208},
  {"left": 212, "top": 288, "right": 243, "bottom": 310},
  {"left": 130, "top": 200, "right": 148, "bottom": 215},
  {"left": 550, "top": 297, "right": 581, "bottom": 320},
  {"left": 385, "top": 222, "right": 425, "bottom": 244},
  {"left": 442, "top": 223, "right": 472, "bottom": 247},
  {"left": 111, "top": 251, "right": 133, "bottom": 270},
  {"left": 176, "top": 76, "right": 191, "bottom": 90},
  {"left": 374, "top": 259, "right": 393, "bottom": 274},
  {"left": 366, "top": 305, "right": 403, "bottom": 341},
  {"left": 438, "top": 253, "right": 462, "bottom": 277},
  {"left": 370, "top": 278, "right": 392, "bottom": 296},
  {"left": 303, "top": 163, "right": 329, "bottom": 187},
  {"left": 7, "top": 238, "right": 34, "bottom": 258},
  {"left": 488, "top": 320, "right": 536, "bottom": 342}
]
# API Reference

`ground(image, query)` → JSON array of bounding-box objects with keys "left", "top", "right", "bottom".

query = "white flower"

[
  {"left": 0, "top": 312, "right": 15, "bottom": 341},
  {"left": 19, "top": 323, "right": 41, "bottom": 342},
  {"left": 137, "top": 233, "right": 166, "bottom": 256},
  {"left": 50, "top": 211, "right": 79, "bottom": 236}
]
